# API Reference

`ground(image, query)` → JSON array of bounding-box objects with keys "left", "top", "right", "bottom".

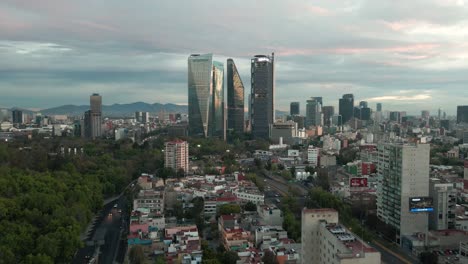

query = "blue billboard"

[{"left": 409, "top": 197, "right": 434, "bottom": 213}]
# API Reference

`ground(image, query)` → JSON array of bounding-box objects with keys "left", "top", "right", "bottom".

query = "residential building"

[
  {"left": 429, "top": 178, "right": 456, "bottom": 230},
  {"left": 389, "top": 111, "right": 401, "bottom": 123},
  {"left": 165, "top": 140, "right": 189, "bottom": 173},
  {"left": 307, "top": 146, "right": 319, "bottom": 167},
  {"left": 133, "top": 189, "right": 164, "bottom": 215},
  {"left": 458, "top": 106, "right": 468, "bottom": 124},
  {"left": 339, "top": 94, "right": 354, "bottom": 124},
  {"left": 376, "top": 143, "right": 430, "bottom": 241},
  {"left": 255, "top": 226, "right": 288, "bottom": 247},
  {"left": 257, "top": 204, "right": 283, "bottom": 226},
  {"left": 290, "top": 102, "right": 300, "bottom": 116},
  {"left": 188, "top": 54, "right": 225, "bottom": 138},
  {"left": 301, "top": 208, "right": 380, "bottom": 264},
  {"left": 251, "top": 54, "right": 275, "bottom": 139},
  {"left": 227, "top": 58, "right": 244, "bottom": 134},
  {"left": 460, "top": 241, "right": 468, "bottom": 264}
]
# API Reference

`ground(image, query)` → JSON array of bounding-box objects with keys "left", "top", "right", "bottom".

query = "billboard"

[
  {"left": 288, "top": 150, "right": 300, "bottom": 157},
  {"left": 350, "top": 177, "right": 368, "bottom": 188},
  {"left": 409, "top": 197, "right": 434, "bottom": 212}
]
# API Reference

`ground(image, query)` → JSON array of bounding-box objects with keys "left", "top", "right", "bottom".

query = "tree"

[
  {"left": 244, "top": 201, "right": 257, "bottom": 211},
  {"left": 220, "top": 251, "right": 240, "bottom": 264},
  {"left": 219, "top": 204, "right": 241, "bottom": 215},
  {"left": 177, "top": 168, "right": 185, "bottom": 178},
  {"left": 155, "top": 256, "right": 165, "bottom": 264},
  {"left": 128, "top": 245, "right": 145, "bottom": 264},
  {"left": 262, "top": 250, "right": 279, "bottom": 264}
]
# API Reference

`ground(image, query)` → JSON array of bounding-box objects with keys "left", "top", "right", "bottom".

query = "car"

[{"left": 113, "top": 204, "right": 118, "bottom": 208}]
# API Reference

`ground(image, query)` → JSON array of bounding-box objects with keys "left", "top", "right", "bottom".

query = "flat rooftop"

[{"left": 325, "top": 223, "right": 377, "bottom": 258}]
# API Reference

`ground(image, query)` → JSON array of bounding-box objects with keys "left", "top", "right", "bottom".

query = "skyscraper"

[
  {"left": 457, "top": 105, "right": 468, "bottom": 124},
  {"left": 306, "top": 97, "right": 323, "bottom": 127},
  {"left": 89, "top": 93, "right": 102, "bottom": 139},
  {"left": 359, "top": 101, "right": 368, "bottom": 108},
  {"left": 322, "top": 106, "right": 334, "bottom": 127},
  {"left": 290, "top": 102, "right": 300, "bottom": 116},
  {"left": 12, "top": 110, "right": 23, "bottom": 125},
  {"left": 188, "top": 54, "right": 225, "bottom": 138},
  {"left": 227, "top": 59, "right": 244, "bottom": 134},
  {"left": 376, "top": 143, "right": 430, "bottom": 241},
  {"left": 251, "top": 53, "right": 275, "bottom": 139},
  {"left": 376, "top": 103, "right": 382, "bottom": 112},
  {"left": 339, "top": 94, "right": 354, "bottom": 124}
]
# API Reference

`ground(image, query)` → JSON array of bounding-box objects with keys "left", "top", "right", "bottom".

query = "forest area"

[{"left": 0, "top": 137, "right": 164, "bottom": 264}]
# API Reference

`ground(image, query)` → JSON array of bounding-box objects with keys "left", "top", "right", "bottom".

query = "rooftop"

[{"left": 325, "top": 223, "right": 377, "bottom": 258}]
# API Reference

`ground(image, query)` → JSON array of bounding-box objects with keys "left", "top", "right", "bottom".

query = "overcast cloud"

[{"left": 1, "top": 0, "right": 467, "bottom": 114}]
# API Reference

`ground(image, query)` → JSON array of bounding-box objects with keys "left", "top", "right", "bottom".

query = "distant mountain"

[
  {"left": 41, "top": 102, "right": 188, "bottom": 117},
  {"left": 7, "top": 102, "right": 288, "bottom": 118}
]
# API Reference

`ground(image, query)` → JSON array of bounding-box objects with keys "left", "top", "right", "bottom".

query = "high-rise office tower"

[
  {"left": 376, "top": 103, "right": 382, "bottom": 112},
  {"left": 360, "top": 107, "right": 371, "bottom": 121},
  {"left": 376, "top": 143, "right": 430, "bottom": 241},
  {"left": 188, "top": 54, "right": 225, "bottom": 138},
  {"left": 457, "top": 105, "right": 468, "bottom": 124},
  {"left": 322, "top": 106, "right": 334, "bottom": 127},
  {"left": 135, "top": 111, "right": 142, "bottom": 122},
  {"left": 165, "top": 139, "right": 189, "bottom": 174},
  {"left": 438, "top": 108, "right": 442, "bottom": 120},
  {"left": 339, "top": 94, "right": 354, "bottom": 124},
  {"left": 306, "top": 97, "right": 323, "bottom": 127},
  {"left": 141, "top": 112, "right": 150, "bottom": 123},
  {"left": 290, "top": 102, "right": 300, "bottom": 116},
  {"left": 12, "top": 110, "right": 23, "bottom": 125},
  {"left": 421, "top": 110, "right": 430, "bottom": 120},
  {"left": 250, "top": 53, "right": 275, "bottom": 139},
  {"left": 89, "top": 93, "right": 102, "bottom": 139},
  {"left": 227, "top": 59, "right": 244, "bottom": 134},
  {"left": 389, "top": 111, "right": 401, "bottom": 123},
  {"left": 359, "top": 101, "right": 368, "bottom": 108}
]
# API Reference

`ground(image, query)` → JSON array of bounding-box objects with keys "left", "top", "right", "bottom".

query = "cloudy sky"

[{"left": 1, "top": 0, "right": 468, "bottom": 114}]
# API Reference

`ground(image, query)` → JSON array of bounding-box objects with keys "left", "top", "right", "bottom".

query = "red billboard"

[{"left": 350, "top": 177, "right": 368, "bottom": 188}]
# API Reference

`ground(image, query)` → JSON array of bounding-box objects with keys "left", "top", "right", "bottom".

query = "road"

[{"left": 73, "top": 180, "right": 135, "bottom": 264}]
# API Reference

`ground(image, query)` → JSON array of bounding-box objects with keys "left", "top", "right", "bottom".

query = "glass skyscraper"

[
  {"left": 250, "top": 53, "right": 275, "bottom": 139},
  {"left": 339, "top": 93, "right": 354, "bottom": 124},
  {"left": 227, "top": 59, "right": 244, "bottom": 134},
  {"left": 188, "top": 54, "right": 225, "bottom": 138}
]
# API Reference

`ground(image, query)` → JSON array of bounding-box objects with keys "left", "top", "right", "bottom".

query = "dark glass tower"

[
  {"left": 376, "top": 103, "right": 382, "bottom": 112},
  {"left": 322, "top": 106, "right": 334, "bottom": 126},
  {"left": 290, "top": 102, "right": 300, "bottom": 116},
  {"left": 227, "top": 59, "right": 244, "bottom": 134},
  {"left": 339, "top": 94, "right": 354, "bottom": 124},
  {"left": 457, "top": 106, "right": 468, "bottom": 124},
  {"left": 250, "top": 53, "right": 275, "bottom": 139}
]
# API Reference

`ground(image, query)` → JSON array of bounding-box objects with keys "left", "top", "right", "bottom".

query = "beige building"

[
  {"left": 165, "top": 140, "right": 189, "bottom": 173},
  {"left": 301, "top": 208, "right": 380, "bottom": 264}
]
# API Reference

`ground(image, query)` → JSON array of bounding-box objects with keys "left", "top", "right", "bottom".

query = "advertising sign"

[
  {"left": 350, "top": 177, "right": 368, "bottom": 188},
  {"left": 409, "top": 197, "right": 434, "bottom": 212}
]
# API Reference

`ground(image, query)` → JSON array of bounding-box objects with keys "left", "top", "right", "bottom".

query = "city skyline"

[{"left": 1, "top": 1, "right": 468, "bottom": 113}]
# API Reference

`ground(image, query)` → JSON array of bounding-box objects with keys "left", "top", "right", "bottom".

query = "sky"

[{"left": 1, "top": 0, "right": 468, "bottom": 115}]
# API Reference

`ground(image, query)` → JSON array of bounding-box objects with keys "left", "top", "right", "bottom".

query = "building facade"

[
  {"left": 165, "top": 140, "right": 189, "bottom": 174},
  {"left": 290, "top": 102, "right": 300, "bottom": 116},
  {"left": 306, "top": 97, "right": 323, "bottom": 127},
  {"left": 429, "top": 179, "right": 456, "bottom": 230},
  {"left": 11, "top": 110, "right": 23, "bottom": 125},
  {"left": 339, "top": 94, "right": 354, "bottom": 124},
  {"left": 458, "top": 106, "right": 468, "bottom": 124},
  {"left": 251, "top": 54, "right": 275, "bottom": 139},
  {"left": 301, "top": 208, "right": 380, "bottom": 264},
  {"left": 307, "top": 146, "right": 319, "bottom": 167},
  {"left": 84, "top": 93, "right": 102, "bottom": 139},
  {"left": 376, "top": 143, "right": 430, "bottom": 241},
  {"left": 188, "top": 54, "right": 225, "bottom": 138},
  {"left": 322, "top": 106, "right": 334, "bottom": 127},
  {"left": 227, "top": 59, "right": 244, "bottom": 135},
  {"left": 269, "top": 121, "right": 297, "bottom": 144}
]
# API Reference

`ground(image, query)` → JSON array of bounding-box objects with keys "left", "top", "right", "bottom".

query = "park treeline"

[{"left": 0, "top": 138, "right": 164, "bottom": 264}]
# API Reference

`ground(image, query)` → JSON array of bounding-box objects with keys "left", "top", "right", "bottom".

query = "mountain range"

[{"left": 8, "top": 102, "right": 288, "bottom": 118}]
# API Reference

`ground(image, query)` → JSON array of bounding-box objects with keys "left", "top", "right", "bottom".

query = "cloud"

[{"left": 0, "top": 0, "right": 467, "bottom": 114}]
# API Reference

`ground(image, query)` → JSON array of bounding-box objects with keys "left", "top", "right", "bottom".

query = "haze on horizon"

[{"left": 1, "top": 0, "right": 468, "bottom": 115}]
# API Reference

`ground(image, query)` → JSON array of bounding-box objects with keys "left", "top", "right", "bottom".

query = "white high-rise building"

[
  {"left": 164, "top": 140, "right": 189, "bottom": 174},
  {"left": 307, "top": 146, "right": 319, "bottom": 167},
  {"left": 376, "top": 143, "right": 430, "bottom": 241},
  {"left": 301, "top": 208, "right": 381, "bottom": 264}
]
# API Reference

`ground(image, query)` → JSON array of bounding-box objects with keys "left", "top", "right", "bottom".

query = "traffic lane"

[{"left": 369, "top": 241, "right": 416, "bottom": 264}]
